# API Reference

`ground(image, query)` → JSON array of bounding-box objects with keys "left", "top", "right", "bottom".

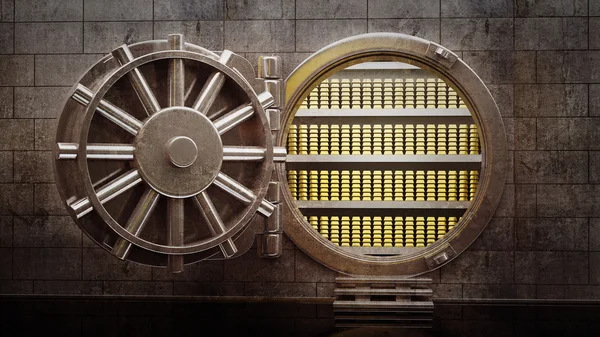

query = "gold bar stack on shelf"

[
  {"left": 362, "top": 79, "right": 372, "bottom": 109},
  {"left": 415, "top": 170, "right": 426, "bottom": 201},
  {"left": 437, "top": 170, "right": 447, "bottom": 201},
  {"left": 426, "top": 217, "right": 436, "bottom": 246},
  {"left": 394, "top": 171, "right": 404, "bottom": 201},
  {"left": 426, "top": 171, "right": 437, "bottom": 201},
  {"left": 319, "top": 124, "right": 329, "bottom": 154},
  {"left": 437, "top": 79, "right": 447, "bottom": 108},
  {"left": 351, "top": 216, "right": 361, "bottom": 247},
  {"left": 404, "top": 124, "right": 415, "bottom": 154},
  {"left": 288, "top": 124, "right": 298, "bottom": 155},
  {"left": 393, "top": 78, "right": 403, "bottom": 109},
  {"left": 469, "top": 124, "right": 479, "bottom": 154},
  {"left": 330, "top": 216, "right": 340, "bottom": 245},
  {"left": 319, "top": 79, "right": 329, "bottom": 109},
  {"left": 372, "top": 79, "right": 383, "bottom": 109},
  {"left": 351, "top": 79, "right": 362, "bottom": 109},
  {"left": 341, "top": 216, "right": 350, "bottom": 246},
  {"left": 340, "top": 124, "right": 351, "bottom": 154},
  {"left": 383, "top": 170, "right": 394, "bottom": 201},
  {"left": 341, "top": 79, "right": 351, "bottom": 109},
  {"left": 426, "top": 78, "right": 437, "bottom": 108},
  {"left": 361, "top": 216, "right": 371, "bottom": 247},
  {"left": 309, "top": 124, "right": 319, "bottom": 155},
  {"left": 383, "top": 79, "right": 394, "bottom": 108},
  {"left": 404, "top": 217, "right": 415, "bottom": 247},
  {"left": 458, "top": 124, "right": 469, "bottom": 154},
  {"left": 319, "top": 216, "right": 329, "bottom": 240},
  {"left": 383, "top": 124, "right": 394, "bottom": 154},
  {"left": 288, "top": 170, "right": 298, "bottom": 199},
  {"left": 404, "top": 170, "right": 415, "bottom": 201},
  {"left": 329, "top": 125, "right": 340, "bottom": 154},
  {"left": 405, "top": 78, "right": 414, "bottom": 109},
  {"left": 351, "top": 170, "right": 362, "bottom": 201},
  {"left": 309, "top": 170, "right": 319, "bottom": 201},
  {"left": 372, "top": 170, "right": 383, "bottom": 201},
  {"left": 372, "top": 124, "right": 383, "bottom": 154},
  {"left": 362, "top": 171, "right": 372, "bottom": 201},
  {"left": 437, "top": 124, "right": 447, "bottom": 154},
  {"left": 330, "top": 170, "right": 340, "bottom": 200},
  {"left": 320, "top": 170, "right": 329, "bottom": 200},
  {"left": 330, "top": 79, "right": 340, "bottom": 109},
  {"left": 469, "top": 170, "right": 479, "bottom": 200},
  {"left": 362, "top": 124, "right": 372, "bottom": 155},
  {"left": 415, "top": 78, "right": 425, "bottom": 108},
  {"left": 340, "top": 170, "right": 351, "bottom": 201}
]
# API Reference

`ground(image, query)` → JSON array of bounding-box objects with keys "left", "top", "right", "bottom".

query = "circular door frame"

[{"left": 277, "top": 32, "right": 508, "bottom": 276}]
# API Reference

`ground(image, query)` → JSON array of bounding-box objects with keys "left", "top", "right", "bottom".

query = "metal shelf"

[
  {"left": 344, "top": 62, "right": 420, "bottom": 70},
  {"left": 296, "top": 200, "right": 470, "bottom": 216},
  {"left": 336, "top": 246, "right": 426, "bottom": 256},
  {"left": 293, "top": 108, "right": 473, "bottom": 124},
  {"left": 286, "top": 154, "right": 482, "bottom": 170}
]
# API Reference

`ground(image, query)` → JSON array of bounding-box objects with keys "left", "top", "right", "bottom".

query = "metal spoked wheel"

[{"left": 54, "top": 35, "right": 279, "bottom": 272}]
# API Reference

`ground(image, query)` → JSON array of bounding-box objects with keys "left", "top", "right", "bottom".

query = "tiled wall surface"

[{"left": 0, "top": 0, "right": 599, "bottom": 300}]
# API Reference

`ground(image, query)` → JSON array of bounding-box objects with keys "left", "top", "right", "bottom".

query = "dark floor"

[{"left": 1, "top": 297, "right": 600, "bottom": 337}]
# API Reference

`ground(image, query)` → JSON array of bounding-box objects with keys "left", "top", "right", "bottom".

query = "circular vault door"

[{"left": 54, "top": 35, "right": 278, "bottom": 272}]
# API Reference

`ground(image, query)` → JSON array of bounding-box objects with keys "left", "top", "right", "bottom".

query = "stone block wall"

[{"left": 0, "top": 0, "right": 599, "bottom": 300}]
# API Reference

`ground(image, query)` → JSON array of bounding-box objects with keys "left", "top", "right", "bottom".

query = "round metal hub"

[
  {"left": 165, "top": 136, "right": 198, "bottom": 168},
  {"left": 134, "top": 106, "right": 223, "bottom": 198}
]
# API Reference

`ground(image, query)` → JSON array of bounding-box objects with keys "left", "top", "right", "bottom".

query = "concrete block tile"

[
  {"left": 153, "top": 21, "right": 223, "bottom": 51},
  {"left": 488, "top": 84, "right": 514, "bottom": 117},
  {"left": 537, "top": 184, "right": 600, "bottom": 217},
  {"left": 0, "top": 55, "right": 34, "bottom": 86},
  {"left": 224, "top": 249, "right": 294, "bottom": 282},
  {"left": 591, "top": 253, "right": 600, "bottom": 284},
  {"left": 296, "top": 19, "right": 367, "bottom": 52},
  {"left": 368, "top": 19, "right": 440, "bottom": 43},
  {"left": 295, "top": 249, "right": 337, "bottom": 282},
  {"left": 441, "top": 19, "right": 513, "bottom": 51},
  {"left": 154, "top": 0, "right": 223, "bottom": 20},
  {"left": 515, "top": 84, "right": 587, "bottom": 117},
  {"left": 537, "top": 51, "right": 600, "bottom": 83},
  {"left": 503, "top": 118, "right": 515, "bottom": 150},
  {"left": 0, "top": 280, "right": 33, "bottom": 294},
  {"left": 0, "top": 22, "right": 13, "bottom": 54},
  {"left": 152, "top": 260, "right": 223, "bottom": 281},
  {"left": 516, "top": 218, "right": 588, "bottom": 251},
  {"left": 103, "top": 281, "right": 173, "bottom": 295},
  {"left": 536, "top": 118, "right": 600, "bottom": 150},
  {"left": 0, "top": 151, "right": 12, "bottom": 182},
  {"left": 14, "top": 151, "right": 53, "bottom": 182},
  {"left": 590, "top": 18, "right": 600, "bottom": 49},
  {"left": 244, "top": 282, "right": 316, "bottom": 297},
  {"left": 0, "top": 216, "right": 11, "bottom": 246},
  {"left": 442, "top": 0, "right": 513, "bottom": 17},
  {"left": 173, "top": 281, "right": 245, "bottom": 296},
  {"left": 462, "top": 51, "right": 536, "bottom": 84},
  {"left": 0, "top": 0, "right": 14, "bottom": 22},
  {"left": 35, "top": 54, "right": 101, "bottom": 86},
  {"left": 0, "top": 248, "right": 11, "bottom": 278},
  {"left": 84, "top": 22, "right": 153, "bottom": 54},
  {"left": 537, "top": 285, "right": 565, "bottom": 299},
  {"left": 515, "top": 251, "right": 588, "bottom": 284},
  {"left": 34, "top": 280, "right": 102, "bottom": 295},
  {"left": 0, "top": 87, "right": 13, "bottom": 118},
  {"left": 16, "top": 0, "right": 82, "bottom": 21},
  {"left": 83, "top": 248, "right": 152, "bottom": 280},
  {"left": 516, "top": 184, "right": 536, "bottom": 217},
  {"left": 516, "top": 0, "right": 588, "bottom": 17},
  {"left": 368, "top": 0, "right": 439, "bottom": 18},
  {"left": 469, "top": 217, "right": 514, "bottom": 251},
  {"left": 226, "top": 0, "right": 295, "bottom": 19},
  {"left": 506, "top": 150, "right": 515, "bottom": 183},
  {"left": 0, "top": 119, "right": 33, "bottom": 150},
  {"left": 494, "top": 184, "right": 515, "bottom": 217},
  {"left": 440, "top": 251, "right": 514, "bottom": 284},
  {"left": 34, "top": 119, "right": 55, "bottom": 150},
  {"left": 13, "top": 215, "right": 79, "bottom": 247},
  {"left": 515, "top": 151, "right": 588, "bottom": 184},
  {"left": 14, "top": 87, "right": 69, "bottom": 119},
  {"left": 591, "top": 218, "right": 600, "bottom": 251},
  {"left": 13, "top": 248, "right": 81, "bottom": 280},
  {"left": 84, "top": 0, "right": 153, "bottom": 21},
  {"left": 515, "top": 18, "right": 587, "bottom": 50},
  {"left": 15, "top": 23, "right": 82, "bottom": 54},
  {"left": 34, "top": 183, "right": 67, "bottom": 215},
  {"left": 0, "top": 183, "right": 33, "bottom": 215},
  {"left": 432, "top": 283, "right": 462, "bottom": 299},
  {"left": 565, "top": 285, "right": 600, "bottom": 299},
  {"left": 316, "top": 282, "right": 335, "bottom": 298},
  {"left": 463, "top": 284, "right": 535, "bottom": 299},
  {"left": 592, "top": 0, "right": 600, "bottom": 15},
  {"left": 591, "top": 85, "right": 600, "bottom": 116},
  {"left": 296, "top": 0, "right": 365, "bottom": 19},
  {"left": 225, "top": 20, "right": 295, "bottom": 52}
]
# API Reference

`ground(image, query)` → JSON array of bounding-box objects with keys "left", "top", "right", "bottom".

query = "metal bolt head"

[{"left": 165, "top": 136, "right": 198, "bottom": 168}]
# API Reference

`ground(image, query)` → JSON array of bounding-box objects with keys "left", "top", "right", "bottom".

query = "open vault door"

[{"left": 53, "top": 35, "right": 286, "bottom": 272}]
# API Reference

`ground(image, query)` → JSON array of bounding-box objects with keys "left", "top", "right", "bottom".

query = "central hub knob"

[{"left": 165, "top": 136, "right": 198, "bottom": 168}]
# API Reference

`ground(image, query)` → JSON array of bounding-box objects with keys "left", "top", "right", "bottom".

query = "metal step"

[{"left": 335, "top": 287, "right": 433, "bottom": 296}]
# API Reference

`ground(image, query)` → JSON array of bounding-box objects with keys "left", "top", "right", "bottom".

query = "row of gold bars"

[
  {"left": 288, "top": 170, "right": 479, "bottom": 201},
  {"left": 287, "top": 124, "right": 480, "bottom": 155},
  {"left": 305, "top": 215, "right": 462, "bottom": 247},
  {"left": 300, "top": 78, "right": 466, "bottom": 109}
]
